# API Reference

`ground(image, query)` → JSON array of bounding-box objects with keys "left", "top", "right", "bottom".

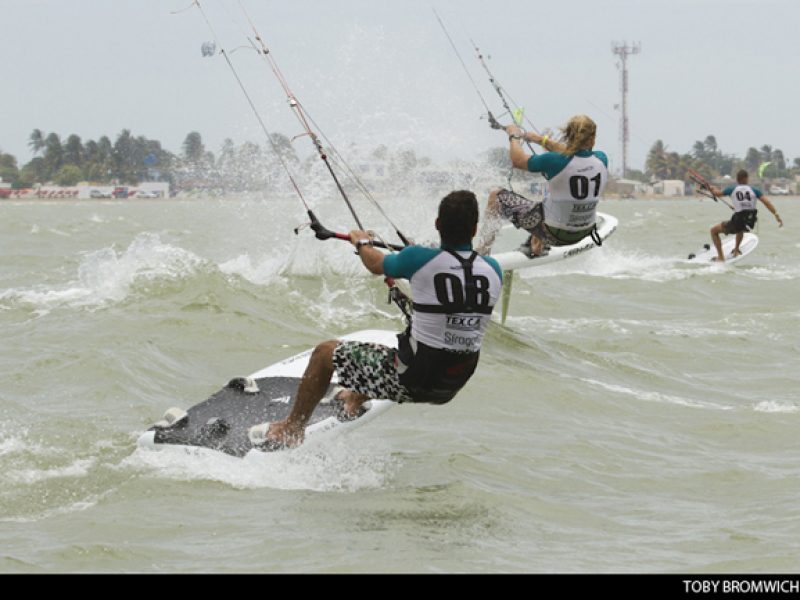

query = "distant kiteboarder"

[
  {"left": 705, "top": 169, "right": 783, "bottom": 262},
  {"left": 477, "top": 116, "right": 609, "bottom": 257}
]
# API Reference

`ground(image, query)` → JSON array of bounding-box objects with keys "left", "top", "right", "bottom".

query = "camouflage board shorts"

[
  {"left": 496, "top": 189, "right": 561, "bottom": 246},
  {"left": 332, "top": 341, "right": 413, "bottom": 403}
]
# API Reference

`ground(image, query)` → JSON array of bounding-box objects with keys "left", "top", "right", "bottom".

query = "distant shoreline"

[{"left": 3, "top": 193, "right": 798, "bottom": 203}]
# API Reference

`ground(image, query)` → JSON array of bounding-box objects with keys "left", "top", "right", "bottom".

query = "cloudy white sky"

[{"left": 2, "top": 0, "right": 797, "bottom": 173}]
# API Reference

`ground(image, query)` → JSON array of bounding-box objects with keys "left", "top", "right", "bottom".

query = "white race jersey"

[
  {"left": 544, "top": 154, "right": 608, "bottom": 231},
  {"left": 408, "top": 250, "right": 502, "bottom": 353},
  {"left": 730, "top": 185, "right": 759, "bottom": 212}
]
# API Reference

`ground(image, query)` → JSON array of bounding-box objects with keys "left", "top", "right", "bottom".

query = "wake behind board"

[
  {"left": 491, "top": 212, "right": 618, "bottom": 272},
  {"left": 686, "top": 232, "right": 759, "bottom": 265},
  {"left": 137, "top": 330, "right": 397, "bottom": 458}
]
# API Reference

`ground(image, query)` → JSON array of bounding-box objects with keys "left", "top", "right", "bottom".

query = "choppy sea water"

[{"left": 0, "top": 195, "right": 798, "bottom": 573}]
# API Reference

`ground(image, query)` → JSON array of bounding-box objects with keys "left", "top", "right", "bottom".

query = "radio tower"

[{"left": 612, "top": 41, "right": 641, "bottom": 178}]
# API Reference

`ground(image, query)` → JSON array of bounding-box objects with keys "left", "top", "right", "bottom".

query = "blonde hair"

[{"left": 561, "top": 115, "right": 597, "bottom": 157}]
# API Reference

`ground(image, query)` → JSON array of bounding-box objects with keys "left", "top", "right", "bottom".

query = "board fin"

[{"left": 500, "top": 270, "right": 514, "bottom": 325}]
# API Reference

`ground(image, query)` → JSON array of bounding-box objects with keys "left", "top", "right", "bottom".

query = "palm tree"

[
  {"left": 113, "top": 129, "right": 135, "bottom": 182},
  {"left": 692, "top": 141, "right": 706, "bottom": 162},
  {"left": 772, "top": 149, "right": 787, "bottom": 175},
  {"left": 42, "top": 133, "right": 63, "bottom": 180},
  {"left": 64, "top": 134, "right": 84, "bottom": 167},
  {"left": 269, "top": 133, "right": 299, "bottom": 166},
  {"left": 646, "top": 140, "right": 669, "bottom": 180},
  {"left": 759, "top": 145, "right": 774, "bottom": 172},
  {"left": 182, "top": 131, "right": 205, "bottom": 163},
  {"left": 703, "top": 135, "right": 718, "bottom": 155},
  {"left": 745, "top": 147, "right": 761, "bottom": 174},
  {"left": 28, "top": 129, "right": 45, "bottom": 156}
]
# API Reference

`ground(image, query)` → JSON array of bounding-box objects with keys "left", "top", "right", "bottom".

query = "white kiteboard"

[
  {"left": 490, "top": 212, "right": 619, "bottom": 271},
  {"left": 686, "top": 232, "right": 759, "bottom": 265},
  {"left": 137, "top": 330, "right": 397, "bottom": 458},
  {"left": 487, "top": 212, "right": 618, "bottom": 324}
]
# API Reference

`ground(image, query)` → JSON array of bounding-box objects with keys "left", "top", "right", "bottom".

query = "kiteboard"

[
  {"left": 490, "top": 212, "right": 618, "bottom": 271},
  {"left": 137, "top": 330, "right": 397, "bottom": 458},
  {"left": 686, "top": 232, "right": 759, "bottom": 265},
  {"left": 487, "top": 212, "right": 618, "bottom": 323}
]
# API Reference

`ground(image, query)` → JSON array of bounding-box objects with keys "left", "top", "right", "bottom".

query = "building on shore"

[
  {"left": 651, "top": 180, "right": 686, "bottom": 197},
  {"left": 606, "top": 178, "right": 647, "bottom": 199},
  {"left": 0, "top": 182, "right": 170, "bottom": 200}
]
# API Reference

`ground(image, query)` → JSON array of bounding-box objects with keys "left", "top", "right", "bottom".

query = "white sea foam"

[
  {"left": 306, "top": 279, "right": 399, "bottom": 328},
  {"left": 0, "top": 493, "right": 107, "bottom": 524},
  {"left": 509, "top": 315, "right": 634, "bottom": 336},
  {"left": 580, "top": 378, "right": 735, "bottom": 411},
  {"left": 0, "top": 427, "right": 59, "bottom": 459},
  {"left": 742, "top": 265, "right": 800, "bottom": 281},
  {"left": 648, "top": 323, "right": 750, "bottom": 338},
  {"left": 6, "top": 458, "right": 96, "bottom": 484},
  {"left": 753, "top": 401, "right": 800, "bottom": 414},
  {"left": 519, "top": 246, "right": 702, "bottom": 283},
  {"left": 0, "top": 436, "right": 28, "bottom": 457},
  {"left": 123, "top": 438, "right": 396, "bottom": 493},
  {"left": 510, "top": 316, "right": 749, "bottom": 339},
  {"left": 0, "top": 233, "right": 206, "bottom": 309},
  {"left": 219, "top": 253, "right": 288, "bottom": 286}
]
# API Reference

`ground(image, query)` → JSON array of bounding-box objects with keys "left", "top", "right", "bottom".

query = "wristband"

[
  {"left": 355, "top": 239, "right": 373, "bottom": 254},
  {"left": 541, "top": 135, "right": 549, "bottom": 149}
]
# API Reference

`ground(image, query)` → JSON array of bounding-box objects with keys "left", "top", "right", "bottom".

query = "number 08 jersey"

[
  {"left": 384, "top": 246, "right": 503, "bottom": 353},
  {"left": 528, "top": 150, "right": 609, "bottom": 232}
]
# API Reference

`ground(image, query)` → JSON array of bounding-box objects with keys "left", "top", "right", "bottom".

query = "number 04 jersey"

[
  {"left": 528, "top": 150, "right": 609, "bottom": 232},
  {"left": 384, "top": 246, "right": 503, "bottom": 353},
  {"left": 722, "top": 185, "right": 762, "bottom": 212}
]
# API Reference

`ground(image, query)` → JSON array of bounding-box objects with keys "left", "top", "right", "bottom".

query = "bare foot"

[
  {"left": 333, "top": 389, "right": 368, "bottom": 421},
  {"left": 731, "top": 249, "right": 742, "bottom": 257},
  {"left": 711, "top": 256, "right": 726, "bottom": 263},
  {"left": 530, "top": 237, "right": 548, "bottom": 257}
]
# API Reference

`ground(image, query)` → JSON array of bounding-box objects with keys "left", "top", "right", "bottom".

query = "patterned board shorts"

[
  {"left": 332, "top": 341, "right": 413, "bottom": 404},
  {"left": 496, "top": 189, "right": 561, "bottom": 246},
  {"left": 722, "top": 211, "right": 757, "bottom": 235}
]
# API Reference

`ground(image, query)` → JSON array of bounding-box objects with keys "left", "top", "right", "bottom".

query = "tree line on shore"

[
  {"left": 0, "top": 129, "right": 297, "bottom": 191},
  {"left": 641, "top": 135, "right": 799, "bottom": 183},
  {"left": 1, "top": 129, "right": 798, "bottom": 193},
  {"left": 0, "top": 129, "right": 443, "bottom": 193}
]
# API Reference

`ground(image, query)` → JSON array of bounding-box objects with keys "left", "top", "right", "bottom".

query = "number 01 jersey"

[
  {"left": 528, "top": 150, "right": 609, "bottom": 232},
  {"left": 384, "top": 246, "right": 503, "bottom": 352}
]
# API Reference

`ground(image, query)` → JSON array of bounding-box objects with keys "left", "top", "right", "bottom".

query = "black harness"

[
  {"left": 396, "top": 251, "right": 488, "bottom": 405},
  {"left": 540, "top": 222, "right": 603, "bottom": 248}
]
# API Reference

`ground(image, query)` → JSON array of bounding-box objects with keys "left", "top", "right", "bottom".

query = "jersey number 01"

[{"left": 570, "top": 174, "right": 602, "bottom": 200}]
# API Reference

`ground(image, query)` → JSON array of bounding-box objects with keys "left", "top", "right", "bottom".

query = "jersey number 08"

[{"left": 434, "top": 273, "right": 491, "bottom": 312}]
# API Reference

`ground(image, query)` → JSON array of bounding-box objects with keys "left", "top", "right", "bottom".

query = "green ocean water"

[{"left": 0, "top": 196, "right": 798, "bottom": 573}]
